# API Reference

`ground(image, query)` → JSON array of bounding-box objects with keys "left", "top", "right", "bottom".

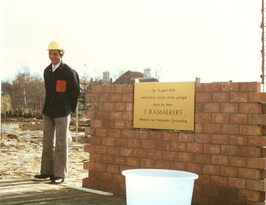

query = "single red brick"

[
  {"left": 83, "top": 161, "right": 94, "bottom": 170},
  {"left": 86, "top": 111, "right": 97, "bottom": 119},
  {"left": 103, "top": 102, "right": 115, "bottom": 111},
  {"left": 221, "top": 124, "right": 239, "bottom": 134},
  {"left": 134, "top": 149, "right": 147, "bottom": 158},
  {"left": 141, "top": 140, "right": 155, "bottom": 149},
  {"left": 122, "top": 93, "right": 134, "bottom": 102},
  {"left": 220, "top": 187, "right": 238, "bottom": 198},
  {"left": 126, "top": 103, "right": 133, "bottom": 111},
  {"left": 127, "top": 157, "right": 140, "bottom": 166},
  {"left": 82, "top": 178, "right": 93, "bottom": 188},
  {"left": 238, "top": 168, "right": 260, "bottom": 179},
  {"left": 187, "top": 143, "right": 203, "bottom": 153},
  {"left": 98, "top": 111, "right": 109, "bottom": 119},
  {"left": 102, "top": 138, "right": 115, "bottom": 146},
  {"left": 108, "top": 129, "right": 121, "bottom": 138},
  {"left": 195, "top": 134, "right": 211, "bottom": 143},
  {"left": 101, "top": 155, "right": 113, "bottom": 163},
  {"left": 209, "top": 197, "right": 227, "bottom": 205},
  {"left": 156, "top": 141, "right": 171, "bottom": 150},
  {"left": 195, "top": 123, "right": 203, "bottom": 133},
  {"left": 141, "top": 159, "right": 155, "bottom": 168},
  {"left": 239, "top": 146, "right": 261, "bottom": 157},
  {"left": 90, "top": 136, "right": 102, "bottom": 145},
  {"left": 122, "top": 130, "right": 134, "bottom": 138},
  {"left": 204, "top": 83, "right": 221, "bottom": 91},
  {"left": 163, "top": 151, "right": 177, "bottom": 160},
  {"left": 135, "top": 130, "right": 148, "bottom": 139},
  {"left": 113, "top": 174, "right": 125, "bottom": 183},
  {"left": 148, "top": 131, "right": 163, "bottom": 140},
  {"left": 90, "top": 154, "right": 101, "bottom": 162},
  {"left": 115, "top": 84, "right": 127, "bottom": 93},
  {"left": 240, "top": 125, "right": 262, "bottom": 135},
  {"left": 115, "top": 120, "right": 124, "bottom": 129},
  {"left": 126, "top": 84, "right": 134, "bottom": 92},
  {"left": 125, "top": 120, "right": 132, "bottom": 129},
  {"left": 96, "top": 128, "right": 108, "bottom": 137},
  {"left": 170, "top": 161, "right": 186, "bottom": 171},
  {"left": 100, "top": 172, "right": 112, "bottom": 181},
  {"left": 113, "top": 156, "right": 127, "bottom": 165},
  {"left": 238, "top": 190, "right": 260, "bottom": 201},
  {"left": 247, "top": 158, "right": 266, "bottom": 169},
  {"left": 95, "top": 163, "right": 106, "bottom": 172},
  {"left": 228, "top": 178, "right": 246, "bottom": 189},
  {"left": 128, "top": 139, "right": 141, "bottom": 148},
  {"left": 148, "top": 150, "right": 163, "bottom": 159},
  {"left": 212, "top": 134, "right": 228, "bottom": 144},
  {"left": 91, "top": 85, "right": 103, "bottom": 94},
  {"left": 249, "top": 92, "right": 261, "bottom": 103},
  {"left": 195, "top": 154, "right": 211, "bottom": 164},
  {"left": 212, "top": 113, "right": 229, "bottom": 123},
  {"left": 102, "top": 120, "right": 115, "bottom": 128},
  {"left": 229, "top": 135, "right": 246, "bottom": 145},
  {"left": 195, "top": 103, "right": 203, "bottom": 113},
  {"left": 95, "top": 146, "right": 107, "bottom": 154},
  {"left": 103, "top": 85, "right": 115, "bottom": 93},
  {"left": 195, "top": 113, "right": 212, "bottom": 123},
  {"left": 109, "top": 94, "right": 122, "bottom": 102},
  {"left": 115, "top": 138, "right": 127, "bottom": 147},
  {"left": 221, "top": 145, "right": 238, "bottom": 155},
  {"left": 192, "top": 194, "right": 209, "bottom": 205},
  {"left": 196, "top": 174, "right": 211, "bottom": 185},
  {"left": 109, "top": 111, "right": 121, "bottom": 119},
  {"left": 84, "top": 144, "right": 95, "bottom": 153},
  {"left": 203, "top": 124, "right": 221, "bottom": 133},
  {"left": 204, "top": 103, "right": 220, "bottom": 112},
  {"left": 213, "top": 93, "right": 230, "bottom": 102},
  {"left": 179, "top": 133, "right": 194, "bottom": 142},
  {"left": 247, "top": 136, "right": 266, "bottom": 146},
  {"left": 230, "top": 92, "right": 248, "bottom": 102},
  {"left": 91, "top": 119, "right": 102, "bottom": 128},
  {"left": 122, "top": 112, "right": 133, "bottom": 120},
  {"left": 229, "top": 156, "right": 246, "bottom": 167},
  {"left": 202, "top": 185, "right": 219, "bottom": 196},
  {"left": 89, "top": 170, "right": 100, "bottom": 179},
  {"left": 211, "top": 176, "right": 227, "bottom": 186},
  {"left": 178, "top": 152, "right": 194, "bottom": 162},
  {"left": 211, "top": 155, "right": 228, "bottom": 165},
  {"left": 239, "top": 103, "right": 261, "bottom": 113},
  {"left": 163, "top": 132, "right": 178, "bottom": 141},
  {"left": 195, "top": 83, "right": 203, "bottom": 91},
  {"left": 121, "top": 147, "right": 134, "bottom": 157},
  {"left": 239, "top": 82, "right": 260, "bottom": 92},
  {"left": 221, "top": 103, "right": 238, "bottom": 113},
  {"left": 186, "top": 163, "right": 202, "bottom": 173},
  {"left": 230, "top": 114, "right": 247, "bottom": 124},
  {"left": 155, "top": 160, "right": 170, "bottom": 169},
  {"left": 248, "top": 114, "right": 265, "bottom": 125},
  {"left": 107, "top": 164, "right": 120, "bottom": 173},
  {"left": 247, "top": 179, "right": 266, "bottom": 191},
  {"left": 221, "top": 82, "right": 239, "bottom": 91},
  {"left": 196, "top": 93, "right": 212, "bottom": 102},
  {"left": 108, "top": 147, "right": 120, "bottom": 155},
  {"left": 115, "top": 103, "right": 125, "bottom": 111},
  {"left": 85, "top": 127, "right": 96, "bottom": 135},
  {"left": 171, "top": 142, "right": 186, "bottom": 151},
  {"left": 220, "top": 166, "right": 237, "bottom": 177}
]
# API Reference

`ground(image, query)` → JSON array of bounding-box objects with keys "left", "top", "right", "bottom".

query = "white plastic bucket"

[{"left": 122, "top": 169, "right": 198, "bottom": 205}]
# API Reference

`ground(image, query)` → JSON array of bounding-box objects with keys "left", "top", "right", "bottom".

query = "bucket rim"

[{"left": 122, "top": 169, "right": 199, "bottom": 180}]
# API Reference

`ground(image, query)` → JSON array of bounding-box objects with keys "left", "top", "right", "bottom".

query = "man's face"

[{"left": 49, "top": 50, "right": 62, "bottom": 65}]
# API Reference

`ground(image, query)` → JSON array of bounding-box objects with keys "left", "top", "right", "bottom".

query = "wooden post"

[{"left": 76, "top": 104, "right": 78, "bottom": 144}]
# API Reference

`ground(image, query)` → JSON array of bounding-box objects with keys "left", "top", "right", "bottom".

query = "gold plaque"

[{"left": 133, "top": 82, "right": 195, "bottom": 130}]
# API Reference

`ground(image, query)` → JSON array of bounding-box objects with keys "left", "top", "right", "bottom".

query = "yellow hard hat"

[{"left": 47, "top": 41, "right": 65, "bottom": 54}]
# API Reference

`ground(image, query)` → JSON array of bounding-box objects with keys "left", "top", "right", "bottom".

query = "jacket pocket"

[{"left": 56, "top": 80, "right": 66, "bottom": 92}]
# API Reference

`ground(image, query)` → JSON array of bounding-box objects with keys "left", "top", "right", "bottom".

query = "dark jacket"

[{"left": 42, "top": 61, "right": 80, "bottom": 118}]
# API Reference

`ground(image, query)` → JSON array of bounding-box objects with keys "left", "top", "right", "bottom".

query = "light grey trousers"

[{"left": 40, "top": 114, "right": 70, "bottom": 177}]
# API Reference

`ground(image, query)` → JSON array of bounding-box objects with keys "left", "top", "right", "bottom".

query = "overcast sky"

[{"left": 1, "top": 0, "right": 262, "bottom": 83}]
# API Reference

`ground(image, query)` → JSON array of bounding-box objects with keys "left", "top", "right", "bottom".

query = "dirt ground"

[{"left": 0, "top": 132, "right": 89, "bottom": 186}]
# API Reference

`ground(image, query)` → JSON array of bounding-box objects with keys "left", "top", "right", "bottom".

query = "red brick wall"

[{"left": 83, "top": 82, "right": 266, "bottom": 205}]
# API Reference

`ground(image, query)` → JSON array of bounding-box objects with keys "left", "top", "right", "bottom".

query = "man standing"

[{"left": 34, "top": 41, "right": 80, "bottom": 184}]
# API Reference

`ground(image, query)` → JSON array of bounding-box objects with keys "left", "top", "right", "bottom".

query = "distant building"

[{"left": 112, "top": 70, "right": 159, "bottom": 84}]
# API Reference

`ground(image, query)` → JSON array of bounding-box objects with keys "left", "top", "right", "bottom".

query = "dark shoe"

[
  {"left": 51, "top": 177, "right": 64, "bottom": 184},
  {"left": 34, "top": 174, "right": 54, "bottom": 180}
]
